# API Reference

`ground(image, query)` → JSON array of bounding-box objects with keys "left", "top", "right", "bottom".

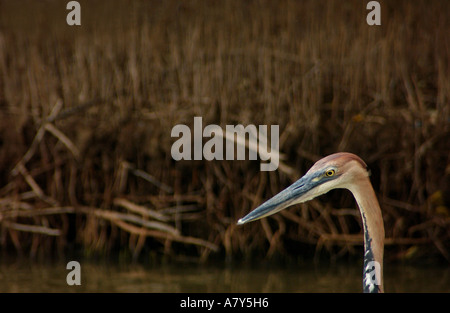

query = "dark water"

[{"left": 0, "top": 259, "right": 448, "bottom": 293}]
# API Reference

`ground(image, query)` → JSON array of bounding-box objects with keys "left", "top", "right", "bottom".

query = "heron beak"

[{"left": 237, "top": 173, "right": 319, "bottom": 225}]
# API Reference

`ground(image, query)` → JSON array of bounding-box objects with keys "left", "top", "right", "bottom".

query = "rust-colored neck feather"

[{"left": 348, "top": 175, "right": 384, "bottom": 293}]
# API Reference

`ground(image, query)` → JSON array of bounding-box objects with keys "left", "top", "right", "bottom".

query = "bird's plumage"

[{"left": 238, "top": 152, "right": 385, "bottom": 293}]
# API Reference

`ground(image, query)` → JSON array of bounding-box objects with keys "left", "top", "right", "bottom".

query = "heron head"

[{"left": 237, "top": 152, "right": 369, "bottom": 225}]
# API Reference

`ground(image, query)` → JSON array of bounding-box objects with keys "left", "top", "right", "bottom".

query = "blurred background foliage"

[{"left": 0, "top": 0, "right": 448, "bottom": 263}]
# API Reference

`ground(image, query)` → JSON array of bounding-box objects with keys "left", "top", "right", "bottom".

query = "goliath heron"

[{"left": 238, "top": 152, "right": 385, "bottom": 293}]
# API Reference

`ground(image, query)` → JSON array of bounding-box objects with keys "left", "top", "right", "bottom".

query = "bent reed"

[{"left": 0, "top": 0, "right": 448, "bottom": 262}]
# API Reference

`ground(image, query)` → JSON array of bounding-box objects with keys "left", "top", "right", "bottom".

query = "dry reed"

[{"left": 0, "top": 0, "right": 448, "bottom": 262}]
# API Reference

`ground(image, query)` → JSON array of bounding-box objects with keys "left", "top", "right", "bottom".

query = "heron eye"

[{"left": 325, "top": 169, "right": 335, "bottom": 177}]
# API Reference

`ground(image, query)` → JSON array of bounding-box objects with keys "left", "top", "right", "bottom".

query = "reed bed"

[{"left": 0, "top": 0, "right": 448, "bottom": 262}]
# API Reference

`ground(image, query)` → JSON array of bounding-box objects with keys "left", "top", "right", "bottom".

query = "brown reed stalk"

[{"left": 0, "top": 0, "right": 448, "bottom": 261}]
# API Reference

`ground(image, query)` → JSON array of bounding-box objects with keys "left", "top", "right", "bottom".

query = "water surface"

[{"left": 0, "top": 259, "right": 448, "bottom": 292}]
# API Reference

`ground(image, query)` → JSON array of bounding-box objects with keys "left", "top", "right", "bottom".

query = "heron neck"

[{"left": 349, "top": 177, "right": 385, "bottom": 293}]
